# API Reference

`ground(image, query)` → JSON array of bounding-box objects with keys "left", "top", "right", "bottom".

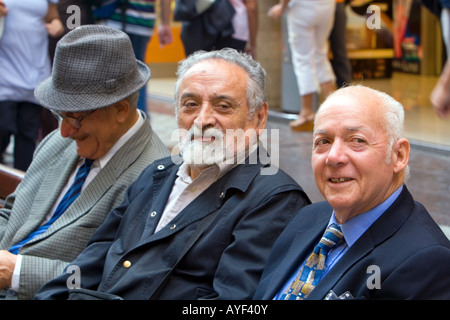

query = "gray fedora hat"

[{"left": 35, "top": 24, "right": 150, "bottom": 112}]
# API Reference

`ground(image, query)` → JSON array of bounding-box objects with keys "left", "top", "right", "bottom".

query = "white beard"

[
  {"left": 179, "top": 123, "right": 259, "bottom": 168},
  {"left": 179, "top": 125, "right": 229, "bottom": 166}
]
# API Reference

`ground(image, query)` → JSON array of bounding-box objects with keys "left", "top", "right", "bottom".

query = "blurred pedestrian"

[
  {"left": 94, "top": 0, "right": 173, "bottom": 113},
  {"left": 0, "top": 0, "right": 64, "bottom": 171},
  {"left": 329, "top": 0, "right": 352, "bottom": 88},
  {"left": 430, "top": 59, "right": 450, "bottom": 117},
  {"left": 174, "top": 0, "right": 258, "bottom": 58},
  {"left": 268, "top": 0, "right": 336, "bottom": 130}
]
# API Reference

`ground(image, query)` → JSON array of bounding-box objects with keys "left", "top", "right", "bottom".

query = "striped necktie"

[
  {"left": 9, "top": 158, "right": 94, "bottom": 254},
  {"left": 281, "top": 223, "right": 344, "bottom": 300}
]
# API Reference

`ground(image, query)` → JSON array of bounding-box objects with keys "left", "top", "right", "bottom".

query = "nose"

[
  {"left": 59, "top": 119, "right": 77, "bottom": 138},
  {"left": 325, "top": 139, "right": 348, "bottom": 166},
  {"left": 194, "top": 102, "right": 216, "bottom": 129}
]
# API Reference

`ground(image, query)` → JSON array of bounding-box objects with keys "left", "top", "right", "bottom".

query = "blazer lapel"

[
  {"left": 308, "top": 186, "right": 414, "bottom": 300},
  {"left": 11, "top": 146, "right": 79, "bottom": 245},
  {"left": 264, "top": 216, "right": 328, "bottom": 299},
  {"left": 138, "top": 162, "right": 225, "bottom": 245},
  {"left": 135, "top": 159, "right": 180, "bottom": 244}
]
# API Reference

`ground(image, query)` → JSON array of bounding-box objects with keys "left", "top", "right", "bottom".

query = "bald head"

[{"left": 316, "top": 85, "right": 405, "bottom": 151}]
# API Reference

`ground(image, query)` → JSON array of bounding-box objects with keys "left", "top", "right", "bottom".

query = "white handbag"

[{"left": 195, "top": 0, "right": 215, "bottom": 15}]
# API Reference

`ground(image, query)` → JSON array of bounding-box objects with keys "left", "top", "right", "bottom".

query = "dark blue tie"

[{"left": 9, "top": 159, "right": 94, "bottom": 254}]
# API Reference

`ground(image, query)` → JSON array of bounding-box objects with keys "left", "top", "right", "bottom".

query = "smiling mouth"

[{"left": 329, "top": 177, "right": 353, "bottom": 183}]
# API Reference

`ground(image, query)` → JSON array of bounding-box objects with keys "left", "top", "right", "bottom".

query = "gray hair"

[
  {"left": 174, "top": 48, "right": 267, "bottom": 118},
  {"left": 125, "top": 90, "right": 140, "bottom": 108}
]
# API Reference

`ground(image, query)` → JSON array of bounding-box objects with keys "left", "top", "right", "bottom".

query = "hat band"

[{"left": 52, "top": 67, "right": 139, "bottom": 94}]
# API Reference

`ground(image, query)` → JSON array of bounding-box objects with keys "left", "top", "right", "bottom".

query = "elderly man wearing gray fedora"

[{"left": 0, "top": 25, "right": 169, "bottom": 300}]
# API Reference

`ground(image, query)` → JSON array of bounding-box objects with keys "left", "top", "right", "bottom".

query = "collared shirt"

[
  {"left": 154, "top": 142, "right": 259, "bottom": 233},
  {"left": 154, "top": 161, "right": 235, "bottom": 233},
  {"left": 11, "top": 111, "right": 144, "bottom": 292},
  {"left": 274, "top": 185, "right": 403, "bottom": 300}
]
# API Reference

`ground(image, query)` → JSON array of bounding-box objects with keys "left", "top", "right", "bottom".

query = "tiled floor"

[{"left": 146, "top": 73, "right": 450, "bottom": 237}]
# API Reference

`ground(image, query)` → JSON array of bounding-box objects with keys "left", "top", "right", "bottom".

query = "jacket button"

[
  {"left": 170, "top": 224, "right": 176, "bottom": 230},
  {"left": 157, "top": 164, "right": 165, "bottom": 170},
  {"left": 150, "top": 211, "right": 157, "bottom": 217},
  {"left": 123, "top": 260, "right": 131, "bottom": 268}
]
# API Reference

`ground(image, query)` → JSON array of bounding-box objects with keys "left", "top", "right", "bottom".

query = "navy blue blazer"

[
  {"left": 254, "top": 186, "right": 450, "bottom": 300},
  {"left": 36, "top": 153, "right": 310, "bottom": 300}
]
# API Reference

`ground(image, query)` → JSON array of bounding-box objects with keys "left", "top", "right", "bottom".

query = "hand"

[
  {"left": 0, "top": 0, "right": 8, "bottom": 17},
  {"left": 45, "top": 18, "right": 64, "bottom": 37},
  {"left": 430, "top": 85, "right": 450, "bottom": 118},
  {"left": 267, "top": 4, "right": 284, "bottom": 21},
  {"left": 245, "top": 43, "right": 256, "bottom": 59},
  {"left": 158, "top": 24, "right": 173, "bottom": 48},
  {"left": 0, "top": 250, "right": 17, "bottom": 289}
]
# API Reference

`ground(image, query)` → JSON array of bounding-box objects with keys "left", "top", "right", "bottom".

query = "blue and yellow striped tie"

[
  {"left": 281, "top": 223, "right": 344, "bottom": 300},
  {"left": 9, "top": 158, "right": 94, "bottom": 254}
]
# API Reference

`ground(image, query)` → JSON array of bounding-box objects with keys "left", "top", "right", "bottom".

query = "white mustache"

[{"left": 187, "top": 125, "right": 223, "bottom": 141}]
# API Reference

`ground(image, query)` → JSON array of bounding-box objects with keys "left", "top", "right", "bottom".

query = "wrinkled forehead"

[
  {"left": 178, "top": 59, "right": 249, "bottom": 96},
  {"left": 185, "top": 58, "right": 244, "bottom": 75},
  {"left": 319, "top": 88, "right": 386, "bottom": 118},
  {"left": 315, "top": 89, "right": 388, "bottom": 133}
]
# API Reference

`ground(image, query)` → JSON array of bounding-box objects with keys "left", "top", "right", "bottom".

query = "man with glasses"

[{"left": 0, "top": 25, "right": 169, "bottom": 300}]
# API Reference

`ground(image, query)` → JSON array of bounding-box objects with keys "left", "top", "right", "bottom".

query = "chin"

[
  {"left": 326, "top": 195, "right": 356, "bottom": 212},
  {"left": 76, "top": 149, "right": 96, "bottom": 160}
]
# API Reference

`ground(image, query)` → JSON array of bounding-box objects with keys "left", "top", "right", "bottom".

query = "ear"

[
  {"left": 254, "top": 102, "right": 269, "bottom": 131},
  {"left": 113, "top": 99, "right": 130, "bottom": 123},
  {"left": 392, "top": 138, "right": 410, "bottom": 173}
]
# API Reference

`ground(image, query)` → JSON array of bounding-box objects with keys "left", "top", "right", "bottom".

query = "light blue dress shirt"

[{"left": 274, "top": 185, "right": 404, "bottom": 300}]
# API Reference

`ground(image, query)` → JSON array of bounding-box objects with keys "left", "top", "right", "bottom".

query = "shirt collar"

[
  {"left": 329, "top": 185, "right": 404, "bottom": 247},
  {"left": 177, "top": 160, "right": 236, "bottom": 185}
]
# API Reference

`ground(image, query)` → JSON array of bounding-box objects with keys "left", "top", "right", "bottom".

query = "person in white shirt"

[{"left": 0, "top": 0, "right": 63, "bottom": 171}]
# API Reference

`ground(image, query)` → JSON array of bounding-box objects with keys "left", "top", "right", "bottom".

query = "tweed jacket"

[
  {"left": 254, "top": 186, "right": 450, "bottom": 300},
  {"left": 0, "top": 114, "right": 169, "bottom": 299},
  {"left": 35, "top": 151, "right": 311, "bottom": 300}
]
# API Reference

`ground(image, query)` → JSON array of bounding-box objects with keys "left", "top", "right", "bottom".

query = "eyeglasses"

[{"left": 52, "top": 109, "right": 96, "bottom": 129}]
